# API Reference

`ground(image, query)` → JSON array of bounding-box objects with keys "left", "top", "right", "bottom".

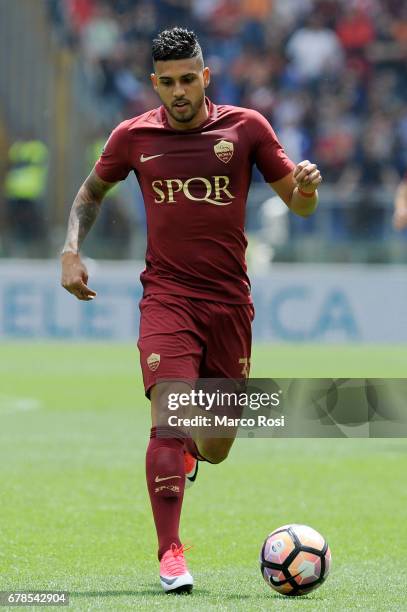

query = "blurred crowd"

[
  {"left": 4, "top": 0, "right": 406, "bottom": 257},
  {"left": 47, "top": 0, "right": 407, "bottom": 188}
]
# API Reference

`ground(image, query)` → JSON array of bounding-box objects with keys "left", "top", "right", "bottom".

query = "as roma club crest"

[
  {"left": 147, "top": 353, "right": 160, "bottom": 371},
  {"left": 214, "top": 139, "right": 234, "bottom": 164}
]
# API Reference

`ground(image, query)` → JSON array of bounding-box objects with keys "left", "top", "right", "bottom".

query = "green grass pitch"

[{"left": 1, "top": 343, "right": 407, "bottom": 610}]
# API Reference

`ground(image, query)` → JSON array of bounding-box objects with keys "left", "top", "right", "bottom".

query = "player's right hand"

[
  {"left": 61, "top": 252, "right": 97, "bottom": 301},
  {"left": 393, "top": 209, "right": 407, "bottom": 231}
]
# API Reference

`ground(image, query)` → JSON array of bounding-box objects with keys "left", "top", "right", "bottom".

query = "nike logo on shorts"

[
  {"left": 155, "top": 475, "right": 182, "bottom": 483},
  {"left": 140, "top": 153, "right": 164, "bottom": 162}
]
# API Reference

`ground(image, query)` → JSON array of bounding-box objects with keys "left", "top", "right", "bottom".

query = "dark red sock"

[{"left": 146, "top": 427, "right": 186, "bottom": 560}]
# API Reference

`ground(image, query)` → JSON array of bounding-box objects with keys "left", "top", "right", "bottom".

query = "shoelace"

[
  {"left": 171, "top": 543, "right": 192, "bottom": 557},
  {"left": 163, "top": 543, "right": 192, "bottom": 576}
]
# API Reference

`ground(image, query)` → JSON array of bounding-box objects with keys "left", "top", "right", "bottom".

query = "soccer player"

[
  {"left": 393, "top": 174, "right": 407, "bottom": 230},
  {"left": 61, "top": 28, "right": 322, "bottom": 594}
]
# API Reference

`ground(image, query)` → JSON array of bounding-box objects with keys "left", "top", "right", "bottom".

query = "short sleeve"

[
  {"left": 248, "top": 111, "right": 295, "bottom": 182},
  {"left": 94, "top": 122, "right": 132, "bottom": 183}
]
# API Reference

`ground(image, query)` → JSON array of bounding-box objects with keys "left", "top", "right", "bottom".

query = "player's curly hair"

[{"left": 152, "top": 27, "right": 203, "bottom": 64}]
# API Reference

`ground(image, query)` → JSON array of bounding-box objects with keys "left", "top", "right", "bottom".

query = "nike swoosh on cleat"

[
  {"left": 140, "top": 153, "right": 164, "bottom": 162},
  {"left": 186, "top": 465, "right": 198, "bottom": 482},
  {"left": 160, "top": 576, "right": 178, "bottom": 585},
  {"left": 155, "top": 475, "right": 182, "bottom": 483}
]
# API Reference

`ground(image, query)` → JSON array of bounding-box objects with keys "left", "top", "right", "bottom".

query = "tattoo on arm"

[
  {"left": 66, "top": 200, "right": 100, "bottom": 254},
  {"left": 62, "top": 171, "right": 116, "bottom": 254}
]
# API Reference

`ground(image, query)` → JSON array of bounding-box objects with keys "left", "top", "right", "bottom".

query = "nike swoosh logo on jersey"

[
  {"left": 155, "top": 475, "right": 182, "bottom": 483},
  {"left": 140, "top": 153, "right": 165, "bottom": 162}
]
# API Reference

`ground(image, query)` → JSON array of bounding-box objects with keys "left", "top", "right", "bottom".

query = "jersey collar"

[{"left": 160, "top": 97, "right": 216, "bottom": 132}]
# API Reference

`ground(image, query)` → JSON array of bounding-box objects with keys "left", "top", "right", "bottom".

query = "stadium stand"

[{"left": 1, "top": 0, "right": 406, "bottom": 259}]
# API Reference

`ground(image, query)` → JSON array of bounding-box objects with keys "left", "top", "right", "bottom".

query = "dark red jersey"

[{"left": 95, "top": 99, "right": 294, "bottom": 303}]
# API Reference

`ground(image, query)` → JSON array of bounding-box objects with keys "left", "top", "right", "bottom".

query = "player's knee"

[
  {"left": 151, "top": 381, "right": 193, "bottom": 427},
  {"left": 199, "top": 442, "right": 231, "bottom": 464}
]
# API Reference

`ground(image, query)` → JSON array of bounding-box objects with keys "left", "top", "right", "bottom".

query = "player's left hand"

[{"left": 294, "top": 160, "right": 322, "bottom": 193}]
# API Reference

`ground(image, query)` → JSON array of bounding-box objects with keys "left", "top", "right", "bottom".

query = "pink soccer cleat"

[
  {"left": 159, "top": 543, "right": 193, "bottom": 593},
  {"left": 184, "top": 450, "right": 198, "bottom": 489}
]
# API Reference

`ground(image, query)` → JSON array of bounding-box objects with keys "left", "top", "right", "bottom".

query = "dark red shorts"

[{"left": 138, "top": 294, "right": 254, "bottom": 397}]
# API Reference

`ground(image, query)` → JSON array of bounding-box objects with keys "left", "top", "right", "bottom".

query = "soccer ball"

[{"left": 260, "top": 524, "right": 332, "bottom": 597}]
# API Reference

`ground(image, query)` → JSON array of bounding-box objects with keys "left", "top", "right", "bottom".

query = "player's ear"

[
  {"left": 150, "top": 73, "right": 158, "bottom": 91},
  {"left": 203, "top": 67, "right": 210, "bottom": 89}
]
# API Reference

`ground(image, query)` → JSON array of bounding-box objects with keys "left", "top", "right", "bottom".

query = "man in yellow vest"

[{"left": 5, "top": 139, "right": 48, "bottom": 243}]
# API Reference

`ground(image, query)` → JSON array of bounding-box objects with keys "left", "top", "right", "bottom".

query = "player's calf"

[{"left": 146, "top": 429, "right": 186, "bottom": 560}]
